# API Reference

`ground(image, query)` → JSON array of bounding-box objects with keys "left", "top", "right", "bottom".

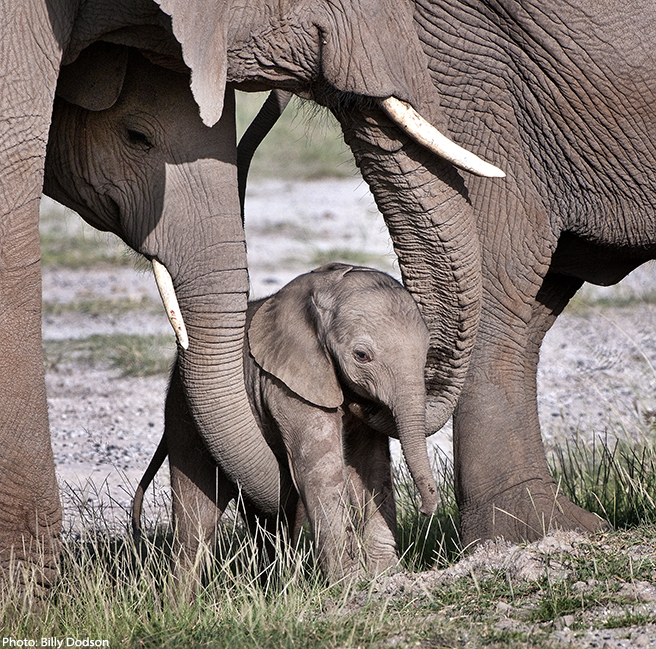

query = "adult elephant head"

[
  {"left": 44, "top": 42, "right": 289, "bottom": 514},
  {"left": 1, "top": 0, "right": 500, "bottom": 581}
]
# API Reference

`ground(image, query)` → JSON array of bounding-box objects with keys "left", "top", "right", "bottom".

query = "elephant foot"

[
  {"left": 459, "top": 478, "right": 609, "bottom": 548},
  {"left": 360, "top": 520, "right": 398, "bottom": 577},
  {"left": 0, "top": 555, "right": 59, "bottom": 621}
]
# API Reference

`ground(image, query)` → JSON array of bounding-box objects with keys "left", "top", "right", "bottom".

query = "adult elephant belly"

[{"left": 550, "top": 233, "right": 655, "bottom": 287}]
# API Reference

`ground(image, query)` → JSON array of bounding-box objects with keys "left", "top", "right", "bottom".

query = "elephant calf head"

[{"left": 249, "top": 262, "right": 439, "bottom": 517}]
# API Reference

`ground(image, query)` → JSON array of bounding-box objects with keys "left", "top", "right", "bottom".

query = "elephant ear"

[
  {"left": 154, "top": 0, "right": 227, "bottom": 127},
  {"left": 56, "top": 42, "right": 129, "bottom": 111},
  {"left": 318, "top": 0, "right": 432, "bottom": 107},
  {"left": 248, "top": 271, "right": 346, "bottom": 409}
]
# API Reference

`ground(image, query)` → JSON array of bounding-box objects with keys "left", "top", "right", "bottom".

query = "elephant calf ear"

[
  {"left": 248, "top": 277, "right": 343, "bottom": 410},
  {"left": 56, "top": 42, "right": 129, "bottom": 111}
]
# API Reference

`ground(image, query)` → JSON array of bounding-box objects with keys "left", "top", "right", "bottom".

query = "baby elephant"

[{"left": 133, "top": 263, "right": 437, "bottom": 581}]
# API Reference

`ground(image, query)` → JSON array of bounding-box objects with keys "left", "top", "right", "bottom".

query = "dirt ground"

[{"left": 40, "top": 180, "right": 656, "bottom": 645}]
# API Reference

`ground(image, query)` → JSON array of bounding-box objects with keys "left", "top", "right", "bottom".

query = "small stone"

[
  {"left": 495, "top": 601, "right": 512, "bottom": 615},
  {"left": 561, "top": 614, "right": 575, "bottom": 629}
]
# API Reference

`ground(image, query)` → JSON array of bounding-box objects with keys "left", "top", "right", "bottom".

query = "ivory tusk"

[
  {"left": 152, "top": 259, "right": 189, "bottom": 350},
  {"left": 379, "top": 96, "right": 506, "bottom": 178}
]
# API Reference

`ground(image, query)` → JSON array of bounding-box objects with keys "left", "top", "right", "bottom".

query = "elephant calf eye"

[
  {"left": 353, "top": 349, "right": 372, "bottom": 363},
  {"left": 127, "top": 128, "right": 153, "bottom": 150}
]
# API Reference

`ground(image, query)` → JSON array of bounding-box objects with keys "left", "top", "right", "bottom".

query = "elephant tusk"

[
  {"left": 379, "top": 97, "right": 506, "bottom": 178},
  {"left": 152, "top": 259, "right": 189, "bottom": 350}
]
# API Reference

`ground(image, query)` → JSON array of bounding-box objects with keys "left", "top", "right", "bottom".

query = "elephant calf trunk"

[
  {"left": 395, "top": 407, "right": 439, "bottom": 517},
  {"left": 415, "top": 475, "right": 439, "bottom": 516}
]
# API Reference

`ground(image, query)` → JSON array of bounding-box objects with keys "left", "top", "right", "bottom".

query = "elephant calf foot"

[{"left": 460, "top": 478, "right": 608, "bottom": 547}]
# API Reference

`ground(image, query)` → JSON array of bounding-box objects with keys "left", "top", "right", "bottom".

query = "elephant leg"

[
  {"left": 0, "top": 8, "right": 64, "bottom": 586},
  {"left": 344, "top": 421, "right": 398, "bottom": 576},
  {"left": 291, "top": 499, "right": 308, "bottom": 546},
  {"left": 454, "top": 272, "right": 607, "bottom": 546},
  {"left": 0, "top": 207, "right": 61, "bottom": 587},
  {"left": 266, "top": 382, "right": 357, "bottom": 581},
  {"left": 166, "top": 367, "right": 234, "bottom": 589}
]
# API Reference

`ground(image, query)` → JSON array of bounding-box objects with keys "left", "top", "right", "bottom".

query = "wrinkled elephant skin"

[
  {"left": 407, "top": 0, "right": 656, "bottom": 544},
  {"left": 6, "top": 0, "right": 647, "bottom": 580}
]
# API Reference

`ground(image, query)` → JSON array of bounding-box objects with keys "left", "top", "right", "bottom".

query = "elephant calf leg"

[
  {"left": 241, "top": 487, "right": 299, "bottom": 576},
  {"left": 273, "top": 395, "right": 359, "bottom": 581},
  {"left": 170, "top": 460, "right": 234, "bottom": 582},
  {"left": 344, "top": 424, "right": 397, "bottom": 575}
]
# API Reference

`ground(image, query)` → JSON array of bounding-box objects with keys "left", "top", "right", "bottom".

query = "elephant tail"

[
  {"left": 131, "top": 434, "right": 169, "bottom": 541},
  {"left": 237, "top": 89, "right": 292, "bottom": 220}
]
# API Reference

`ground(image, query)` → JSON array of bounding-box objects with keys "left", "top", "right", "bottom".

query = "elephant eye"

[
  {"left": 353, "top": 349, "right": 372, "bottom": 363},
  {"left": 127, "top": 128, "right": 153, "bottom": 151}
]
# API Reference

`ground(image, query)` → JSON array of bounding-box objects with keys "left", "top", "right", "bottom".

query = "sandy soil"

[{"left": 42, "top": 178, "right": 656, "bottom": 530}]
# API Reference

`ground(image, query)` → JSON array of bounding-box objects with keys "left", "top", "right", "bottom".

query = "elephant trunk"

[
  {"left": 173, "top": 285, "right": 282, "bottom": 515},
  {"left": 336, "top": 103, "right": 483, "bottom": 435},
  {"left": 393, "top": 386, "right": 438, "bottom": 516},
  {"left": 149, "top": 109, "right": 283, "bottom": 516}
]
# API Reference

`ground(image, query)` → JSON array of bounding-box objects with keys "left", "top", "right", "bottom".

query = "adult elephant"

[
  {"left": 213, "top": 0, "right": 628, "bottom": 547},
  {"left": 404, "top": 0, "right": 654, "bottom": 545},
  {"left": 1, "top": 0, "right": 500, "bottom": 583}
]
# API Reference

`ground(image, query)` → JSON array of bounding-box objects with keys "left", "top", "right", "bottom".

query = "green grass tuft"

[
  {"left": 395, "top": 448, "right": 461, "bottom": 571},
  {"left": 44, "top": 334, "right": 177, "bottom": 377},
  {"left": 550, "top": 434, "right": 656, "bottom": 528}
]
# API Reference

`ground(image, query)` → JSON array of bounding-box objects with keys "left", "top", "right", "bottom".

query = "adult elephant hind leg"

[
  {"left": 454, "top": 273, "right": 607, "bottom": 546},
  {"left": 524, "top": 274, "right": 610, "bottom": 536}
]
